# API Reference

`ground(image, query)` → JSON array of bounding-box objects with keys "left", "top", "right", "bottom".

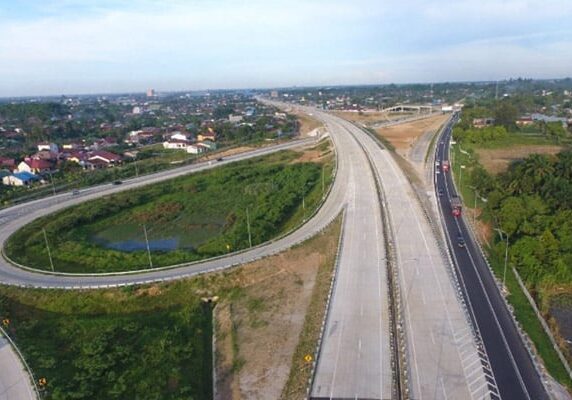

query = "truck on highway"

[
  {"left": 442, "top": 160, "right": 450, "bottom": 172},
  {"left": 451, "top": 196, "right": 462, "bottom": 217}
]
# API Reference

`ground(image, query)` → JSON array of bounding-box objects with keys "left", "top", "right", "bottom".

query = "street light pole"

[
  {"left": 143, "top": 224, "right": 153, "bottom": 268},
  {"left": 42, "top": 228, "right": 55, "bottom": 272},
  {"left": 246, "top": 208, "right": 252, "bottom": 248},
  {"left": 494, "top": 227, "right": 509, "bottom": 291}
]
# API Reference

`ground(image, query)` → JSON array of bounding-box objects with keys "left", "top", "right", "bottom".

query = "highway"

[
  {"left": 309, "top": 117, "right": 393, "bottom": 399},
  {"left": 435, "top": 115, "right": 550, "bottom": 400},
  {"left": 0, "top": 104, "right": 526, "bottom": 400},
  {"left": 330, "top": 115, "right": 491, "bottom": 399}
]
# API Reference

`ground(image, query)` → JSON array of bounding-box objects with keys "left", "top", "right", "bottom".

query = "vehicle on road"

[
  {"left": 438, "top": 188, "right": 444, "bottom": 197},
  {"left": 457, "top": 234, "right": 466, "bottom": 248},
  {"left": 72, "top": 189, "right": 80, "bottom": 195},
  {"left": 112, "top": 180, "right": 123, "bottom": 185},
  {"left": 451, "top": 196, "right": 462, "bottom": 217},
  {"left": 442, "top": 160, "right": 450, "bottom": 172},
  {"left": 216, "top": 157, "right": 223, "bottom": 162}
]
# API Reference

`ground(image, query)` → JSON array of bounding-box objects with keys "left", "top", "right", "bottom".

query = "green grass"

[
  {"left": 5, "top": 149, "right": 333, "bottom": 273},
  {"left": 0, "top": 283, "right": 214, "bottom": 400},
  {"left": 487, "top": 248, "right": 572, "bottom": 389},
  {"left": 475, "top": 131, "right": 569, "bottom": 149}
]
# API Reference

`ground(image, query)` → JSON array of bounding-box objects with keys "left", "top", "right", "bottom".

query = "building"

[
  {"left": 198, "top": 128, "right": 216, "bottom": 142},
  {"left": 88, "top": 150, "right": 121, "bottom": 165},
  {"left": 186, "top": 144, "right": 207, "bottom": 154},
  {"left": 2, "top": 171, "right": 39, "bottom": 186},
  {"left": 0, "top": 156, "right": 15, "bottom": 169},
  {"left": 170, "top": 132, "right": 188, "bottom": 141},
  {"left": 37, "top": 142, "right": 59, "bottom": 153},
  {"left": 163, "top": 139, "right": 190, "bottom": 150},
  {"left": 147, "top": 88, "right": 155, "bottom": 98},
  {"left": 516, "top": 116, "right": 534, "bottom": 127},
  {"left": 270, "top": 90, "right": 278, "bottom": 98},
  {"left": 472, "top": 118, "right": 495, "bottom": 129},
  {"left": 229, "top": 114, "right": 243, "bottom": 123},
  {"left": 132, "top": 106, "right": 142, "bottom": 114},
  {"left": 199, "top": 140, "right": 217, "bottom": 150},
  {"left": 18, "top": 159, "right": 52, "bottom": 174}
]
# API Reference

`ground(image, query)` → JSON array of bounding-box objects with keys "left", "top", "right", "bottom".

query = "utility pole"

[
  {"left": 246, "top": 208, "right": 252, "bottom": 248},
  {"left": 134, "top": 158, "right": 139, "bottom": 178},
  {"left": 42, "top": 228, "right": 55, "bottom": 272},
  {"left": 321, "top": 166, "right": 325, "bottom": 198},
  {"left": 48, "top": 170, "right": 56, "bottom": 196},
  {"left": 494, "top": 228, "right": 510, "bottom": 292},
  {"left": 143, "top": 224, "right": 153, "bottom": 268}
]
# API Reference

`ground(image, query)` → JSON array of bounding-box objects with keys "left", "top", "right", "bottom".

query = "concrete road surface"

[
  {"left": 334, "top": 116, "right": 492, "bottom": 400},
  {"left": 310, "top": 117, "right": 392, "bottom": 399},
  {"left": 0, "top": 335, "right": 36, "bottom": 400}
]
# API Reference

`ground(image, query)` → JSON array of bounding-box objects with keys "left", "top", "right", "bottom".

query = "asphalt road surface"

[{"left": 436, "top": 116, "right": 550, "bottom": 400}]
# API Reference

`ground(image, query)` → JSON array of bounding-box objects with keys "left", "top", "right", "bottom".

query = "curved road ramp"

[{"left": 0, "top": 334, "right": 36, "bottom": 400}]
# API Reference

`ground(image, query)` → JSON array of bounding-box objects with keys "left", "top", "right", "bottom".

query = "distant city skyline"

[{"left": 1, "top": 0, "right": 572, "bottom": 97}]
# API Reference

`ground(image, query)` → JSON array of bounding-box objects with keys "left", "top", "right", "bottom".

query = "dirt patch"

[
  {"left": 476, "top": 145, "right": 564, "bottom": 174},
  {"left": 135, "top": 285, "right": 162, "bottom": 297},
  {"left": 214, "top": 218, "right": 341, "bottom": 400},
  {"left": 291, "top": 139, "right": 333, "bottom": 164},
  {"left": 374, "top": 114, "right": 449, "bottom": 157},
  {"left": 289, "top": 112, "right": 323, "bottom": 136},
  {"left": 333, "top": 111, "right": 406, "bottom": 124}
]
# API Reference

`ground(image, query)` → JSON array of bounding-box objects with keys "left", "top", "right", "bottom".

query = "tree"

[{"left": 494, "top": 101, "right": 518, "bottom": 129}]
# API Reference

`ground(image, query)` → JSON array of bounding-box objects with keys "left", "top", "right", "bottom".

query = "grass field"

[
  {"left": 0, "top": 284, "right": 213, "bottom": 400},
  {"left": 5, "top": 145, "right": 334, "bottom": 273}
]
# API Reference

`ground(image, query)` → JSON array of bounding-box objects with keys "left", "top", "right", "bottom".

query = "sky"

[{"left": 1, "top": 0, "right": 572, "bottom": 96}]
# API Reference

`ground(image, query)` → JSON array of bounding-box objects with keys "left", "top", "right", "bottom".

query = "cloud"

[{"left": 0, "top": 0, "right": 571, "bottom": 96}]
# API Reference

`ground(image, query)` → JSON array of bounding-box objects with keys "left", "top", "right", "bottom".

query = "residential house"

[
  {"left": 170, "top": 131, "right": 189, "bottom": 141},
  {"left": 62, "top": 142, "right": 84, "bottom": 151},
  {"left": 516, "top": 116, "right": 534, "bottom": 127},
  {"left": 0, "top": 156, "right": 15, "bottom": 169},
  {"left": 199, "top": 140, "right": 217, "bottom": 150},
  {"left": 18, "top": 159, "right": 52, "bottom": 174},
  {"left": 37, "top": 142, "right": 59, "bottom": 153},
  {"left": 472, "top": 118, "right": 495, "bottom": 129},
  {"left": 88, "top": 150, "right": 122, "bottom": 165},
  {"left": 186, "top": 144, "right": 207, "bottom": 154},
  {"left": 229, "top": 114, "right": 243, "bottom": 123},
  {"left": 2, "top": 171, "right": 39, "bottom": 186},
  {"left": 198, "top": 128, "right": 216, "bottom": 142},
  {"left": 163, "top": 139, "right": 190, "bottom": 150}
]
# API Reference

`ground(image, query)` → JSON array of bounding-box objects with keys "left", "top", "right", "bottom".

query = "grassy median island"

[{"left": 5, "top": 146, "right": 334, "bottom": 273}]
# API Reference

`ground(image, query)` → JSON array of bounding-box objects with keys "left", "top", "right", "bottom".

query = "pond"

[{"left": 97, "top": 237, "right": 185, "bottom": 252}]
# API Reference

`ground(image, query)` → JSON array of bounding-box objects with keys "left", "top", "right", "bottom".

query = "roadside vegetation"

[
  {"left": 0, "top": 214, "right": 342, "bottom": 400},
  {"left": 5, "top": 145, "right": 334, "bottom": 273},
  {"left": 450, "top": 102, "right": 572, "bottom": 389},
  {"left": 0, "top": 284, "right": 213, "bottom": 400}
]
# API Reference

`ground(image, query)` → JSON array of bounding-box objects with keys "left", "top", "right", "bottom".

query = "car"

[
  {"left": 457, "top": 234, "right": 466, "bottom": 248},
  {"left": 72, "top": 189, "right": 80, "bottom": 196},
  {"left": 112, "top": 180, "right": 123, "bottom": 185},
  {"left": 435, "top": 160, "right": 440, "bottom": 166},
  {"left": 216, "top": 157, "right": 223, "bottom": 162},
  {"left": 438, "top": 188, "right": 444, "bottom": 197}
]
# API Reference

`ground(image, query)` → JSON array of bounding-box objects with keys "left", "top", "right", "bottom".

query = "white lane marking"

[{"left": 430, "top": 330, "right": 436, "bottom": 345}]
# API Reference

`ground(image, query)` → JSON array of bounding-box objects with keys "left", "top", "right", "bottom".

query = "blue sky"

[{"left": 1, "top": 0, "right": 571, "bottom": 96}]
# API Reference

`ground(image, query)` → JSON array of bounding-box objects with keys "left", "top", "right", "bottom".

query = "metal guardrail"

[{"left": 0, "top": 325, "right": 41, "bottom": 399}]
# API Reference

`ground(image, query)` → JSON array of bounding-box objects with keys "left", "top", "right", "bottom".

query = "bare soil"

[
  {"left": 214, "top": 218, "right": 341, "bottom": 400},
  {"left": 290, "top": 112, "right": 323, "bottom": 136},
  {"left": 291, "top": 139, "right": 333, "bottom": 164},
  {"left": 374, "top": 114, "right": 449, "bottom": 157},
  {"left": 332, "top": 111, "right": 406, "bottom": 124},
  {"left": 476, "top": 145, "right": 564, "bottom": 174}
]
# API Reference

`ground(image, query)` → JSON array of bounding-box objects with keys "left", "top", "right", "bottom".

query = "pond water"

[{"left": 102, "top": 237, "right": 183, "bottom": 252}]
